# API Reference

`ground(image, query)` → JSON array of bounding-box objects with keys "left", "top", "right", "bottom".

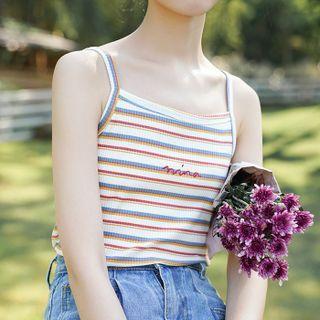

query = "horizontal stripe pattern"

[{"left": 51, "top": 46, "right": 235, "bottom": 267}]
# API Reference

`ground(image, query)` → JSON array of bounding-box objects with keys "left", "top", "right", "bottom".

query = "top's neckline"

[
  {"left": 85, "top": 46, "right": 232, "bottom": 123},
  {"left": 118, "top": 88, "right": 231, "bottom": 121}
]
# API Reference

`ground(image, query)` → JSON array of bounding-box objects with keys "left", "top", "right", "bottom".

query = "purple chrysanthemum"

[
  {"left": 282, "top": 193, "right": 301, "bottom": 212},
  {"left": 219, "top": 220, "right": 239, "bottom": 240},
  {"left": 212, "top": 181, "right": 314, "bottom": 284},
  {"left": 272, "top": 210, "right": 297, "bottom": 236},
  {"left": 269, "top": 237, "right": 288, "bottom": 257},
  {"left": 263, "top": 222, "right": 274, "bottom": 238},
  {"left": 274, "top": 203, "right": 287, "bottom": 214},
  {"left": 251, "top": 203, "right": 262, "bottom": 216},
  {"left": 239, "top": 255, "right": 258, "bottom": 277},
  {"left": 280, "top": 233, "right": 293, "bottom": 245},
  {"left": 238, "top": 221, "right": 257, "bottom": 245},
  {"left": 218, "top": 202, "right": 236, "bottom": 218},
  {"left": 245, "top": 236, "right": 267, "bottom": 259},
  {"left": 261, "top": 202, "right": 275, "bottom": 220},
  {"left": 293, "top": 210, "right": 314, "bottom": 233},
  {"left": 242, "top": 207, "right": 256, "bottom": 219},
  {"left": 250, "top": 184, "right": 278, "bottom": 205},
  {"left": 221, "top": 236, "right": 237, "bottom": 253},
  {"left": 258, "top": 257, "right": 278, "bottom": 279},
  {"left": 255, "top": 217, "right": 268, "bottom": 234},
  {"left": 271, "top": 258, "right": 289, "bottom": 285}
]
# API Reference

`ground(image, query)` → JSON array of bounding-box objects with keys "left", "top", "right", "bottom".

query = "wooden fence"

[
  {"left": 1, "top": 77, "right": 320, "bottom": 142},
  {"left": 247, "top": 77, "right": 320, "bottom": 106},
  {"left": 0, "top": 88, "right": 51, "bottom": 142}
]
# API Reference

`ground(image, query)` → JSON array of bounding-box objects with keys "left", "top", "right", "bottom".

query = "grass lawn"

[{"left": 0, "top": 104, "right": 319, "bottom": 320}]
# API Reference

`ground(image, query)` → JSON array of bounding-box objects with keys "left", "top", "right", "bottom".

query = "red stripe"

[
  {"left": 104, "top": 243, "right": 206, "bottom": 257},
  {"left": 108, "top": 119, "right": 232, "bottom": 144},
  {"left": 100, "top": 195, "right": 213, "bottom": 215},
  {"left": 103, "top": 219, "right": 208, "bottom": 235},
  {"left": 102, "top": 209, "right": 209, "bottom": 226},
  {"left": 98, "top": 169, "right": 220, "bottom": 191},
  {"left": 98, "top": 144, "right": 229, "bottom": 168}
]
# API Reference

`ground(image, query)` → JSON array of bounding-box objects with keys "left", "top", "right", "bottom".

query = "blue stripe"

[
  {"left": 99, "top": 182, "right": 216, "bottom": 202},
  {"left": 98, "top": 156, "right": 226, "bottom": 181},
  {"left": 104, "top": 231, "right": 206, "bottom": 247},
  {"left": 98, "top": 54, "right": 119, "bottom": 130},
  {"left": 106, "top": 256, "right": 205, "bottom": 264},
  {"left": 119, "top": 94, "right": 177, "bottom": 120},
  {"left": 115, "top": 104, "right": 232, "bottom": 133},
  {"left": 101, "top": 206, "right": 210, "bottom": 224},
  {"left": 100, "top": 132, "right": 232, "bottom": 158}
]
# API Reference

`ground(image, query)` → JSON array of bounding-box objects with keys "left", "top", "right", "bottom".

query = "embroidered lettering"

[{"left": 162, "top": 165, "right": 201, "bottom": 177}]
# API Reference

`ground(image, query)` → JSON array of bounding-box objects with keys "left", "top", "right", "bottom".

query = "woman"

[{"left": 44, "top": 0, "right": 267, "bottom": 319}]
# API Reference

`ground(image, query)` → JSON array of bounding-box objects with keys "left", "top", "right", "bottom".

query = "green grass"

[{"left": 0, "top": 104, "right": 319, "bottom": 319}]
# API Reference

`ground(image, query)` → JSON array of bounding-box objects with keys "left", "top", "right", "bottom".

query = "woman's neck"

[{"left": 125, "top": 1, "right": 206, "bottom": 66}]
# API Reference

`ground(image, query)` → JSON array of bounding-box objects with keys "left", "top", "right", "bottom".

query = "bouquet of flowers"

[{"left": 206, "top": 162, "right": 314, "bottom": 286}]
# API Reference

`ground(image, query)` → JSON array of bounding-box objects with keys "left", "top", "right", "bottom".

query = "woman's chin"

[{"left": 153, "top": 0, "right": 220, "bottom": 17}]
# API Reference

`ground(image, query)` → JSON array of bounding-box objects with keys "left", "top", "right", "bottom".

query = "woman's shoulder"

[
  {"left": 223, "top": 72, "right": 262, "bottom": 139},
  {"left": 53, "top": 46, "right": 106, "bottom": 81},
  {"left": 51, "top": 45, "right": 118, "bottom": 109},
  {"left": 228, "top": 72, "right": 261, "bottom": 119},
  {"left": 52, "top": 41, "right": 122, "bottom": 90},
  {"left": 228, "top": 72, "right": 260, "bottom": 107}
]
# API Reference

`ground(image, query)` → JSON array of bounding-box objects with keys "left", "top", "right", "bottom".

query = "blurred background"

[{"left": 0, "top": 0, "right": 319, "bottom": 319}]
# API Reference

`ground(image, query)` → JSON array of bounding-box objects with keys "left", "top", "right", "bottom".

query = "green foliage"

[
  {"left": 1, "top": 0, "right": 319, "bottom": 65},
  {"left": 204, "top": 0, "right": 320, "bottom": 65},
  {"left": 240, "top": 0, "right": 317, "bottom": 65},
  {"left": 1, "top": 0, "right": 146, "bottom": 46},
  {"left": 203, "top": 0, "right": 251, "bottom": 55}
]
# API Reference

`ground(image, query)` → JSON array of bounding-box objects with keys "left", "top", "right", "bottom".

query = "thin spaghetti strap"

[
  {"left": 83, "top": 46, "right": 119, "bottom": 134},
  {"left": 221, "top": 70, "right": 237, "bottom": 158}
]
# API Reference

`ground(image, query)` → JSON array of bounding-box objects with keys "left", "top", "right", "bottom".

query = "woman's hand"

[
  {"left": 225, "top": 76, "right": 267, "bottom": 320},
  {"left": 52, "top": 49, "right": 127, "bottom": 320}
]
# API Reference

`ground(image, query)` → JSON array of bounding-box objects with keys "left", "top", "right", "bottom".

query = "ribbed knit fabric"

[{"left": 51, "top": 46, "right": 237, "bottom": 267}]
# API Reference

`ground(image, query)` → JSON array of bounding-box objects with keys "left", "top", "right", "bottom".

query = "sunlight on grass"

[{"left": 0, "top": 105, "right": 319, "bottom": 319}]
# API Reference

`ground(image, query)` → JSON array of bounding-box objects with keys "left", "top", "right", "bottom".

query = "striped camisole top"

[{"left": 51, "top": 46, "right": 237, "bottom": 267}]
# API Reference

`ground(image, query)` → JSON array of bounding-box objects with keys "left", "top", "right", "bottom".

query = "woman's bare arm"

[
  {"left": 52, "top": 49, "right": 127, "bottom": 320},
  {"left": 225, "top": 77, "right": 268, "bottom": 320}
]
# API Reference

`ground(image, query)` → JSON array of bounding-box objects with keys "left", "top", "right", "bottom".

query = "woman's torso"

[{"left": 50, "top": 45, "right": 237, "bottom": 267}]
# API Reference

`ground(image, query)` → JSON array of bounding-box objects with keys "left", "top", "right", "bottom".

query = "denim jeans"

[{"left": 43, "top": 254, "right": 226, "bottom": 320}]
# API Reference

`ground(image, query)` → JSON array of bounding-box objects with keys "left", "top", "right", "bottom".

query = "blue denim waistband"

[{"left": 46, "top": 254, "right": 207, "bottom": 288}]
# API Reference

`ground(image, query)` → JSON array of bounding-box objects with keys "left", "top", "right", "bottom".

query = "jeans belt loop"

[
  {"left": 200, "top": 262, "right": 207, "bottom": 278},
  {"left": 46, "top": 255, "right": 57, "bottom": 289}
]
